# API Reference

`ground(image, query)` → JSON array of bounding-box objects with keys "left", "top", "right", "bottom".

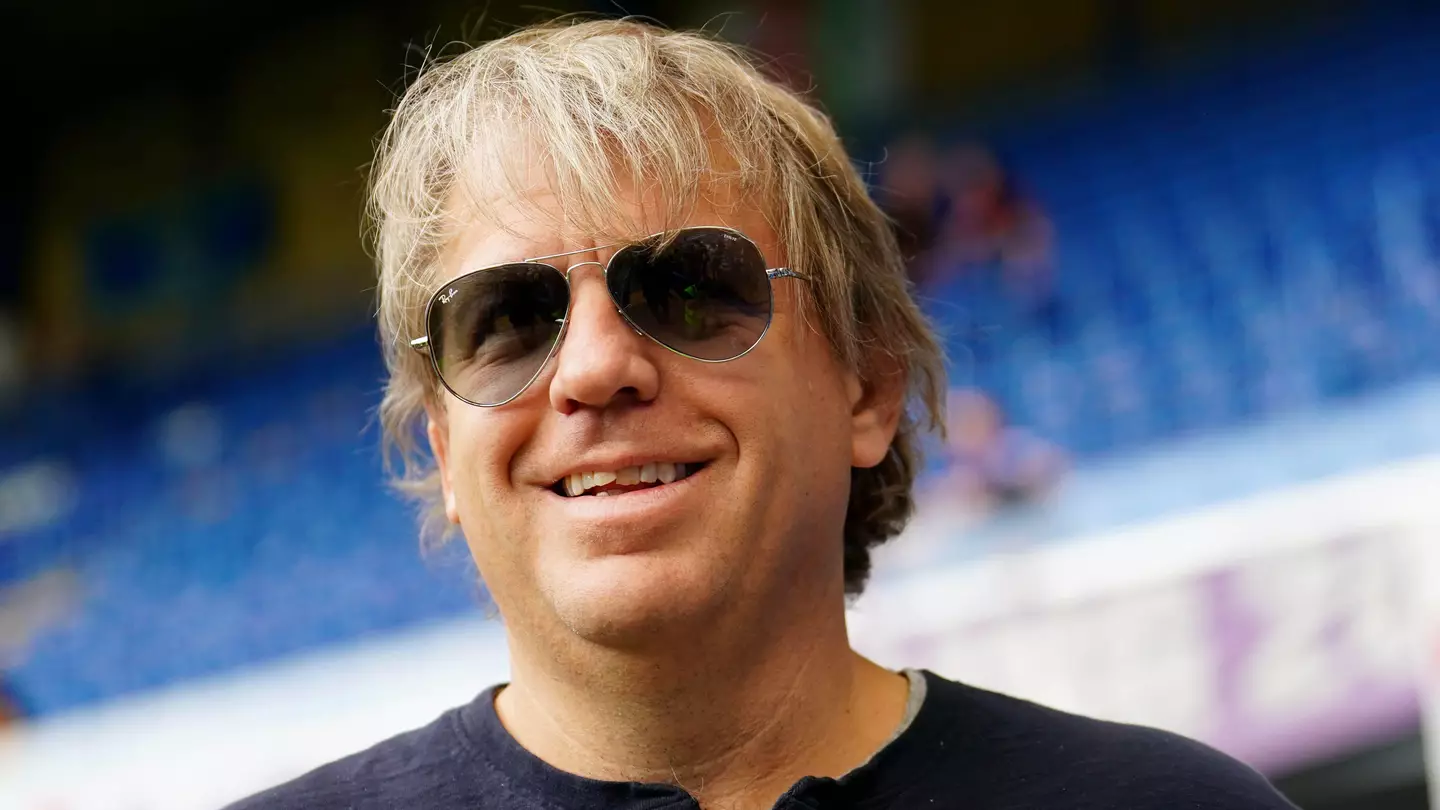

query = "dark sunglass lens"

[
  {"left": 608, "top": 228, "right": 771, "bottom": 361},
  {"left": 428, "top": 263, "right": 568, "bottom": 405}
]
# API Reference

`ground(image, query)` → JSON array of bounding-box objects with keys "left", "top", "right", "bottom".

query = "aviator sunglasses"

[{"left": 411, "top": 226, "right": 809, "bottom": 407}]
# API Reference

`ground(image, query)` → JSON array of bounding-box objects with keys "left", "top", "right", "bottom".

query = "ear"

[
  {"left": 424, "top": 402, "right": 461, "bottom": 524},
  {"left": 847, "top": 356, "right": 905, "bottom": 469}
]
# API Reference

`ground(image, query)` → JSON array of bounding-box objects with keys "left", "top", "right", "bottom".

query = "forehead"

[{"left": 436, "top": 153, "right": 780, "bottom": 285}]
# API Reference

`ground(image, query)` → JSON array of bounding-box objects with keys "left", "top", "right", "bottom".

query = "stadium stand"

[{"left": 933, "top": 11, "right": 1440, "bottom": 457}]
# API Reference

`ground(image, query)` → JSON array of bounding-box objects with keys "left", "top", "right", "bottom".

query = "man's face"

[{"left": 425, "top": 174, "right": 901, "bottom": 653}]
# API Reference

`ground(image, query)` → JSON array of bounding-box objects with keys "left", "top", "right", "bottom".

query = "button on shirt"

[{"left": 228, "top": 670, "right": 1297, "bottom": 809}]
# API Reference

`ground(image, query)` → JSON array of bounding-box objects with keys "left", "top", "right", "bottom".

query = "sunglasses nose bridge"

[
  {"left": 563, "top": 259, "right": 646, "bottom": 340},
  {"left": 567, "top": 256, "right": 648, "bottom": 335},
  {"left": 563, "top": 259, "right": 604, "bottom": 278}
]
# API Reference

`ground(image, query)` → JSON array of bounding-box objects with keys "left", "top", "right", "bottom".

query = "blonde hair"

[{"left": 369, "top": 18, "right": 946, "bottom": 594}]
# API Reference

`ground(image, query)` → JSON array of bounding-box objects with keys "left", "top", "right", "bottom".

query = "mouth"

[{"left": 549, "top": 461, "right": 708, "bottom": 498}]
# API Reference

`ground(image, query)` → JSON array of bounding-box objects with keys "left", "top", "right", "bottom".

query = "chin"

[{"left": 541, "top": 551, "right": 737, "bottom": 648}]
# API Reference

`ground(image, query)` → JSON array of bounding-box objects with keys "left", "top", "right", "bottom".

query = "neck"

[{"left": 494, "top": 603, "right": 908, "bottom": 810}]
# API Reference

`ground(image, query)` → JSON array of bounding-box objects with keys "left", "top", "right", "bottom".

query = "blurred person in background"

[
  {"left": 0, "top": 680, "right": 22, "bottom": 726},
  {"left": 0, "top": 568, "right": 79, "bottom": 725},
  {"left": 230, "top": 19, "right": 1294, "bottom": 810},
  {"left": 932, "top": 388, "right": 1068, "bottom": 514},
  {"left": 937, "top": 142, "right": 1064, "bottom": 337},
  {"left": 876, "top": 133, "right": 948, "bottom": 288},
  {"left": 939, "top": 142, "right": 1055, "bottom": 278}
]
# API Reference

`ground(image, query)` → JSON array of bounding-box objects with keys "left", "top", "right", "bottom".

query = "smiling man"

[{"left": 230, "top": 18, "right": 1296, "bottom": 810}]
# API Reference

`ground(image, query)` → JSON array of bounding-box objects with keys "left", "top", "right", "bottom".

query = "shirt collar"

[{"left": 452, "top": 671, "right": 958, "bottom": 810}]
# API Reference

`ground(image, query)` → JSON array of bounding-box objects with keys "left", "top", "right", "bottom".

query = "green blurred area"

[{"left": 0, "top": 0, "right": 1360, "bottom": 392}]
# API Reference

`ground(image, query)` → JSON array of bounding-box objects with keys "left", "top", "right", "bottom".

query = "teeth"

[{"left": 561, "top": 462, "right": 694, "bottom": 496}]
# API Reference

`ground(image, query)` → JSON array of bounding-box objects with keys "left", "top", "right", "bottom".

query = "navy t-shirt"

[{"left": 227, "top": 671, "right": 1297, "bottom": 809}]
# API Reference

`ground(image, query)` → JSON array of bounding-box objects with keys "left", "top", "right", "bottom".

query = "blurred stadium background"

[{"left": 2, "top": 1, "right": 1439, "bottom": 807}]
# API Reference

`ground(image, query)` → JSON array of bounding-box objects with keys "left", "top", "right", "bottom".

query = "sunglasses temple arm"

[{"left": 410, "top": 336, "right": 431, "bottom": 353}]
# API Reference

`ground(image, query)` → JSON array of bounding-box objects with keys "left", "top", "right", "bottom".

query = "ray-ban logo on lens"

[{"left": 438, "top": 288, "right": 458, "bottom": 304}]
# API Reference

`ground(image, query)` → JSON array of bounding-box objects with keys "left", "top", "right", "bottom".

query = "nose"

[{"left": 547, "top": 264, "right": 661, "bottom": 415}]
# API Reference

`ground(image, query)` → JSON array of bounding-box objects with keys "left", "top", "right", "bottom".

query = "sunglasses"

[{"left": 410, "top": 226, "right": 809, "bottom": 407}]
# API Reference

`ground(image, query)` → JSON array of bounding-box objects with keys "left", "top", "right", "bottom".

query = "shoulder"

[
  {"left": 222, "top": 704, "right": 484, "bottom": 810},
  {"left": 918, "top": 673, "right": 1297, "bottom": 809}
]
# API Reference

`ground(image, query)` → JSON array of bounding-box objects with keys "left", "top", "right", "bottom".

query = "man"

[{"left": 232, "top": 19, "right": 1295, "bottom": 810}]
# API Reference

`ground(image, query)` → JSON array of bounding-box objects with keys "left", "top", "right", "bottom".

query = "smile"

[{"left": 552, "top": 462, "right": 706, "bottom": 497}]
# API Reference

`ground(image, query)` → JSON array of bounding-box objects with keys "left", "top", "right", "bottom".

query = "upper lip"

[{"left": 540, "top": 453, "right": 713, "bottom": 487}]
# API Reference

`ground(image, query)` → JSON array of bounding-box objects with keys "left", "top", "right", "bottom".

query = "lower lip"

[{"left": 546, "top": 465, "right": 708, "bottom": 522}]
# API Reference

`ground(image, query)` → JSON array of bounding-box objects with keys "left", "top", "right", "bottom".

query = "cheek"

[
  {"left": 444, "top": 408, "right": 534, "bottom": 539},
  {"left": 747, "top": 322, "right": 855, "bottom": 487}
]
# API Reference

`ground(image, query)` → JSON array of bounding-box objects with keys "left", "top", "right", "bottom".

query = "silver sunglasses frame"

[{"left": 410, "top": 225, "right": 808, "bottom": 408}]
